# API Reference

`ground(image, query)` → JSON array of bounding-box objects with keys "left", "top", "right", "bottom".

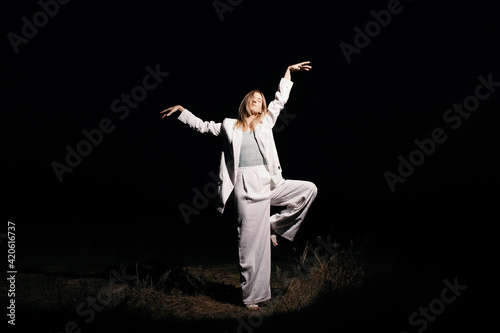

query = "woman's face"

[{"left": 247, "top": 92, "right": 263, "bottom": 116}]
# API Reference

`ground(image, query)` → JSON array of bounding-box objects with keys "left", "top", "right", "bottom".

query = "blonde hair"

[{"left": 235, "top": 90, "right": 268, "bottom": 131}]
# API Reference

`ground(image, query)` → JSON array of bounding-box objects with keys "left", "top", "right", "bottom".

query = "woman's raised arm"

[
  {"left": 160, "top": 105, "right": 222, "bottom": 136},
  {"left": 265, "top": 61, "right": 311, "bottom": 126}
]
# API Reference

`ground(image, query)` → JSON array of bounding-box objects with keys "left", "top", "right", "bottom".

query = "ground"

[{"left": 0, "top": 232, "right": 477, "bottom": 333}]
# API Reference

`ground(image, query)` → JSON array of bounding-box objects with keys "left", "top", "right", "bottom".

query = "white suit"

[
  {"left": 177, "top": 78, "right": 293, "bottom": 213},
  {"left": 177, "top": 78, "right": 317, "bottom": 304}
]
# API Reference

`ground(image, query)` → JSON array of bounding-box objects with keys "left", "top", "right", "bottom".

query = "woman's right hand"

[{"left": 160, "top": 105, "right": 184, "bottom": 118}]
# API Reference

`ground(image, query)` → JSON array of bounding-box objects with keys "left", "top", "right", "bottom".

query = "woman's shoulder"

[
  {"left": 221, "top": 118, "right": 237, "bottom": 133},
  {"left": 222, "top": 118, "right": 237, "bottom": 126}
]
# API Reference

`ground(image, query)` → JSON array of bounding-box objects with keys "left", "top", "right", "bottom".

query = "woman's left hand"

[
  {"left": 284, "top": 61, "right": 311, "bottom": 80},
  {"left": 288, "top": 61, "right": 312, "bottom": 72}
]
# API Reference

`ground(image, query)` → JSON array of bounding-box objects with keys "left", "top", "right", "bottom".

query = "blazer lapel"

[
  {"left": 254, "top": 125, "right": 269, "bottom": 163},
  {"left": 232, "top": 129, "right": 242, "bottom": 172}
]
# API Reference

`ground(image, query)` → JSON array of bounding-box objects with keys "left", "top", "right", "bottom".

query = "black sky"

[{"left": 4, "top": 0, "right": 499, "bottom": 275}]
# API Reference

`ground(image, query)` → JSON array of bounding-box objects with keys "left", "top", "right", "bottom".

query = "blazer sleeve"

[
  {"left": 177, "top": 109, "right": 222, "bottom": 136},
  {"left": 266, "top": 78, "right": 294, "bottom": 127}
]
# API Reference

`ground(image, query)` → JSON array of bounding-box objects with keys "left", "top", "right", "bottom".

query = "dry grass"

[
  {"left": 3, "top": 238, "right": 378, "bottom": 332},
  {"left": 267, "top": 240, "right": 368, "bottom": 314},
  {"left": 129, "top": 240, "right": 369, "bottom": 320}
]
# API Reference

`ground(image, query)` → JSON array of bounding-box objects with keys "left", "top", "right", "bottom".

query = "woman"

[{"left": 160, "top": 61, "right": 318, "bottom": 309}]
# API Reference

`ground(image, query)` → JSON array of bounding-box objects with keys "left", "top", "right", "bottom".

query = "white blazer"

[{"left": 177, "top": 78, "right": 294, "bottom": 213}]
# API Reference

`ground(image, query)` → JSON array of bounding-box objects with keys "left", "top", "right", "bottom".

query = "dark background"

[{"left": 4, "top": 0, "right": 499, "bottom": 331}]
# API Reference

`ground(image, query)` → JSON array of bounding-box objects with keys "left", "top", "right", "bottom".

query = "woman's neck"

[{"left": 246, "top": 114, "right": 257, "bottom": 123}]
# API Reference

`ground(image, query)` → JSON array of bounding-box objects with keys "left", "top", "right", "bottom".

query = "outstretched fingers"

[
  {"left": 160, "top": 106, "right": 177, "bottom": 118},
  {"left": 290, "top": 61, "right": 312, "bottom": 72},
  {"left": 298, "top": 61, "right": 312, "bottom": 71}
]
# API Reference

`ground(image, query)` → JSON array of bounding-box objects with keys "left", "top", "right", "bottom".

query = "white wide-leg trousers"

[{"left": 235, "top": 165, "right": 317, "bottom": 305}]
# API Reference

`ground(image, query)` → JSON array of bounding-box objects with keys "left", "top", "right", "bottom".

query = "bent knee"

[{"left": 306, "top": 181, "right": 318, "bottom": 197}]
